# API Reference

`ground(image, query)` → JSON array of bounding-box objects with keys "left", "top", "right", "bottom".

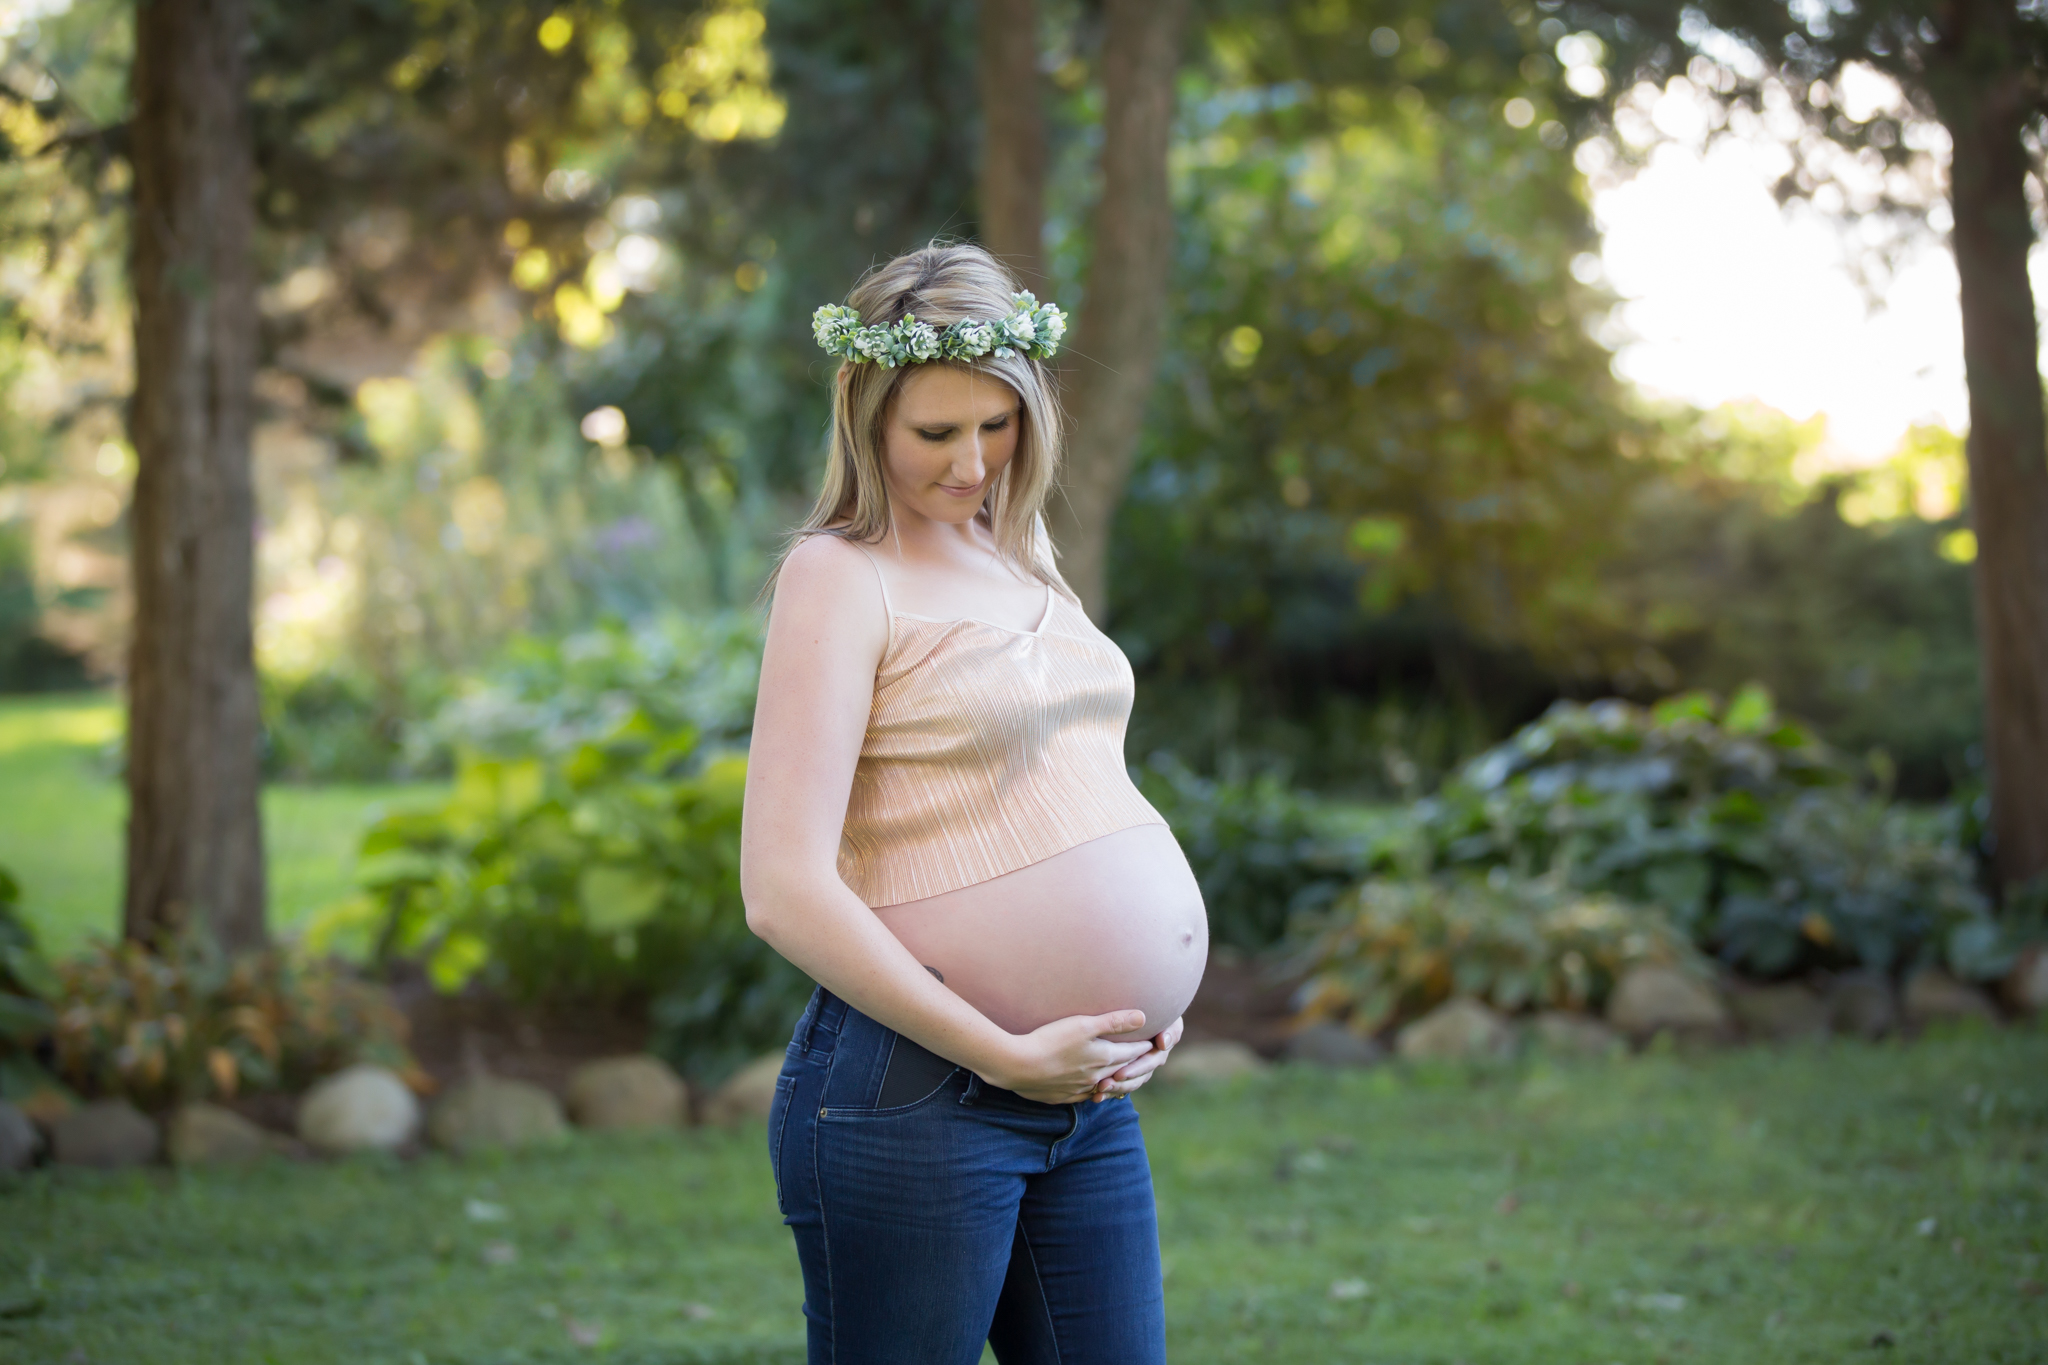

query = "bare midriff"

[{"left": 872, "top": 823, "right": 1209, "bottom": 1044}]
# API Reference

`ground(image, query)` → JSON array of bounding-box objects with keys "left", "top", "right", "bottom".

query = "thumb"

[{"left": 1094, "top": 1010, "right": 1147, "bottom": 1036}]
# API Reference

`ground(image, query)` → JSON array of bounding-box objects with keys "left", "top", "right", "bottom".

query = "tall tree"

[
  {"left": 125, "top": 0, "right": 265, "bottom": 949},
  {"left": 1045, "top": 0, "right": 1189, "bottom": 615},
  {"left": 1567, "top": 0, "right": 2048, "bottom": 890},
  {"left": 977, "top": 0, "right": 1047, "bottom": 289}
]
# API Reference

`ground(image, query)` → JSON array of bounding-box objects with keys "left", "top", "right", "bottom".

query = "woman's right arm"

[{"left": 740, "top": 536, "right": 1149, "bottom": 1103}]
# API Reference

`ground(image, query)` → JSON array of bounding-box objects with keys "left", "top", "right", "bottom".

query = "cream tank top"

[{"left": 836, "top": 548, "right": 1168, "bottom": 908}]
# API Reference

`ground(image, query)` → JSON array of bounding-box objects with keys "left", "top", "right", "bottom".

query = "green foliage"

[
  {"left": 1288, "top": 870, "right": 1703, "bottom": 1034},
  {"left": 45, "top": 935, "right": 413, "bottom": 1109},
  {"left": 0, "top": 520, "right": 93, "bottom": 694},
  {"left": 415, "top": 610, "right": 760, "bottom": 767},
  {"left": 1405, "top": 690, "right": 2002, "bottom": 980},
  {"left": 261, "top": 668, "right": 418, "bottom": 782},
  {"left": 313, "top": 718, "right": 804, "bottom": 1084},
  {"left": 0, "top": 867, "right": 59, "bottom": 1096},
  {"left": 1605, "top": 419, "right": 1981, "bottom": 795}
]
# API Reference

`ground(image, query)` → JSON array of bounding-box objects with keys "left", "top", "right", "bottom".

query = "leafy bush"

[
  {"left": 1133, "top": 754, "right": 1366, "bottom": 950},
  {"left": 1289, "top": 870, "right": 1703, "bottom": 1034},
  {"left": 45, "top": 936, "right": 414, "bottom": 1109},
  {"left": 0, "top": 868, "right": 59, "bottom": 1097},
  {"left": 311, "top": 712, "right": 806, "bottom": 1085},
  {"left": 261, "top": 668, "right": 423, "bottom": 782},
  {"left": 408, "top": 612, "right": 761, "bottom": 770},
  {"left": 1402, "top": 689, "right": 2003, "bottom": 980},
  {"left": 0, "top": 519, "right": 94, "bottom": 693}
]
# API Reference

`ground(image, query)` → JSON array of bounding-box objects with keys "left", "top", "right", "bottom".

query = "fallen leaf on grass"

[
  {"left": 1328, "top": 1279, "right": 1371, "bottom": 1301},
  {"left": 482, "top": 1241, "right": 518, "bottom": 1266},
  {"left": 465, "top": 1199, "right": 509, "bottom": 1223},
  {"left": 683, "top": 1302, "right": 715, "bottom": 1321},
  {"left": 566, "top": 1318, "right": 604, "bottom": 1347},
  {"left": 1495, "top": 1193, "right": 1520, "bottom": 1215}
]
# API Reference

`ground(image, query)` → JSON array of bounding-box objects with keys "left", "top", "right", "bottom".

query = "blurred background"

[{"left": 1, "top": 1, "right": 2044, "bottom": 1361}]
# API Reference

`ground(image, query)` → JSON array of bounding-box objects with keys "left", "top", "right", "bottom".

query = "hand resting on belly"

[{"left": 872, "top": 823, "right": 1209, "bottom": 1044}]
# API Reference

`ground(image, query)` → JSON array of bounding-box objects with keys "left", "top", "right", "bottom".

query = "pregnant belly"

[{"left": 872, "top": 823, "right": 1208, "bottom": 1043}]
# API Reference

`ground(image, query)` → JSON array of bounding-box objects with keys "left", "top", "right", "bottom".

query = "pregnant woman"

[{"left": 741, "top": 241, "right": 1208, "bottom": 1364}]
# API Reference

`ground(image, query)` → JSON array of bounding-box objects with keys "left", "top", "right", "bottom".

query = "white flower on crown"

[
  {"left": 1003, "top": 310, "right": 1037, "bottom": 344},
  {"left": 853, "top": 330, "right": 892, "bottom": 361},
  {"left": 1040, "top": 306, "right": 1066, "bottom": 344},
  {"left": 956, "top": 321, "right": 996, "bottom": 355},
  {"left": 904, "top": 320, "right": 941, "bottom": 361}
]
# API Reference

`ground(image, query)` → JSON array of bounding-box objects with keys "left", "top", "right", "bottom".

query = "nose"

[{"left": 951, "top": 432, "right": 988, "bottom": 486}]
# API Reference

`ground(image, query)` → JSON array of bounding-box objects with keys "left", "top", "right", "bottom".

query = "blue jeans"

[{"left": 768, "top": 986, "right": 1168, "bottom": 1364}]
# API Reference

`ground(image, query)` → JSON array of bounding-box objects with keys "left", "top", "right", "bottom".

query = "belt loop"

[
  {"left": 960, "top": 1072, "right": 983, "bottom": 1106},
  {"left": 797, "top": 989, "right": 827, "bottom": 1054}
]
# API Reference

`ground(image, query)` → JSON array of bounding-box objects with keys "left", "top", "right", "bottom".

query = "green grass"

[
  {"left": 3, "top": 1027, "right": 2043, "bottom": 1364},
  {"left": 0, "top": 693, "right": 446, "bottom": 957}
]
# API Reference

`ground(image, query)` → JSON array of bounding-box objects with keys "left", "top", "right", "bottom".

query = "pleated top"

[{"left": 836, "top": 560, "right": 1167, "bottom": 909}]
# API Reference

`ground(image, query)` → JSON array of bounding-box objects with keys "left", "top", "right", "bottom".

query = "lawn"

[
  {"left": 2, "top": 1026, "right": 2042, "bottom": 1364},
  {"left": 0, "top": 693, "right": 444, "bottom": 957}
]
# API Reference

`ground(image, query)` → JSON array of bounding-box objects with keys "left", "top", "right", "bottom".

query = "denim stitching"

[
  {"left": 1015, "top": 1217, "right": 1065, "bottom": 1363},
  {"left": 1044, "top": 1102, "right": 1081, "bottom": 1170},
  {"left": 815, "top": 1041, "right": 837, "bottom": 1363}
]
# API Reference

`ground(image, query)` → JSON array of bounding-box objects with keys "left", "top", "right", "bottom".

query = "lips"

[{"left": 936, "top": 480, "right": 984, "bottom": 498}]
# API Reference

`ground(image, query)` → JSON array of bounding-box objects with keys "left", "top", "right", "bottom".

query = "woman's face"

[{"left": 879, "top": 363, "right": 1021, "bottom": 527}]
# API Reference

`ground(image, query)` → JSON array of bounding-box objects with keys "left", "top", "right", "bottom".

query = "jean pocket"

[{"left": 767, "top": 1072, "right": 797, "bottom": 1215}]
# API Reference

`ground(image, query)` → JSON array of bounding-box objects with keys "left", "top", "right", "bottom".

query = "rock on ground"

[
  {"left": 1283, "top": 1022, "right": 1385, "bottom": 1068},
  {"left": 566, "top": 1055, "right": 688, "bottom": 1132},
  {"left": 1903, "top": 970, "right": 1998, "bottom": 1027},
  {"left": 702, "top": 1054, "right": 785, "bottom": 1127},
  {"left": 168, "top": 1103, "right": 273, "bottom": 1167},
  {"left": 0, "top": 1099, "right": 40, "bottom": 1171},
  {"left": 1530, "top": 1011, "right": 1624, "bottom": 1058},
  {"left": 1827, "top": 971, "right": 1898, "bottom": 1039},
  {"left": 298, "top": 1064, "right": 421, "bottom": 1154},
  {"left": 2002, "top": 945, "right": 2048, "bottom": 1016},
  {"left": 1156, "top": 1040, "right": 1268, "bottom": 1083},
  {"left": 1395, "top": 998, "right": 1516, "bottom": 1062},
  {"left": 52, "top": 1099, "right": 160, "bottom": 1169},
  {"left": 1727, "top": 983, "right": 1831, "bottom": 1041},
  {"left": 1606, "top": 966, "right": 1728, "bottom": 1040},
  {"left": 427, "top": 1076, "right": 568, "bottom": 1154}
]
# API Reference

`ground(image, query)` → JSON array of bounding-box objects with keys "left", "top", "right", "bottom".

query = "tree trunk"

[
  {"left": 125, "top": 0, "right": 267, "bottom": 950},
  {"left": 1940, "top": 52, "right": 2048, "bottom": 890},
  {"left": 1045, "top": 0, "right": 1187, "bottom": 617},
  {"left": 977, "top": 0, "right": 1046, "bottom": 290}
]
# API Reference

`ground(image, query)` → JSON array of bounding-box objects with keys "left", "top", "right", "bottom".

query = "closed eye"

[{"left": 916, "top": 427, "right": 957, "bottom": 442}]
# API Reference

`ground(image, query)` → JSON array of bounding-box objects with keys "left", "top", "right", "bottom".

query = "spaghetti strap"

[{"left": 849, "top": 541, "right": 896, "bottom": 655}]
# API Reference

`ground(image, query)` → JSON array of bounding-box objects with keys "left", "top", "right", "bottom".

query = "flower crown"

[{"left": 811, "top": 291, "right": 1067, "bottom": 368}]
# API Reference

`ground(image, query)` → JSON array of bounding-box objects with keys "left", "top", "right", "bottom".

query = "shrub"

[
  {"left": 0, "top": 868, "right": 59, "bottom": 1097},
  {"left": 410, "top": 611, "right": 761, "bottom": 770},
  {"left": 261, "top": 668, "right": 422, "bottom": 782},
  {"left": 45, "top": 936, "right": 414, "bottom": 1109},
  {"left": 1288, "top": 870, "right": 1703, "bottom": 1034},
  {"left": 1403, "top": 689, "right": 2003, "bottom": 981},
  {"left": 310, "top": 712, "right": 807, "bottom": 1085}
]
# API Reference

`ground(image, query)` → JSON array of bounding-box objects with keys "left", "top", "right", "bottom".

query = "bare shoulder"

[{"left": 764, "top": 533, "right": 888, "bottom": 662}]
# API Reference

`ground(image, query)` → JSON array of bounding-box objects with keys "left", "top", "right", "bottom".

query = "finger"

[
  {"left": 1089, "top": 1010, "right": 1147, "bottom": 1037},
  {"left": 1111, "top": 1050, "right": 1168, "bottom": 1083}
]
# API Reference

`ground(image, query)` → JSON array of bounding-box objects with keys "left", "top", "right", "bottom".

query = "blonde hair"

[{"left": 776, "top": 241, "right": 1068, "bottom": 593}]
